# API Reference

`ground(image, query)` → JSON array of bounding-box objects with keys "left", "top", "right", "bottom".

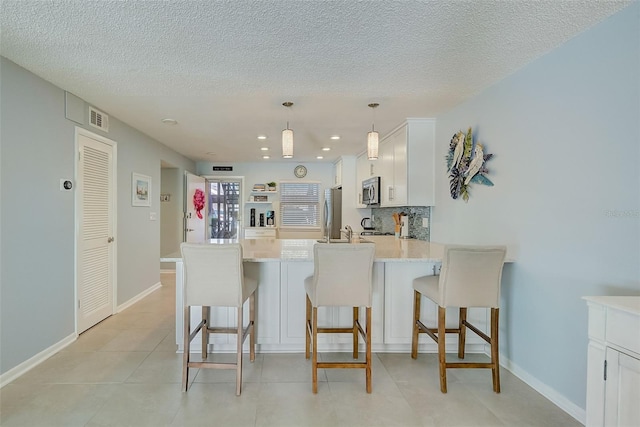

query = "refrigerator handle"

[{"left": 323, "top": 199, "right": 330, "bottom": 238}]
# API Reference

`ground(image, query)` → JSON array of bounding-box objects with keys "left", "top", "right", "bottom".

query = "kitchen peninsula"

[{"left": 161, "top": 237, "right": 502, "bottom": 353}]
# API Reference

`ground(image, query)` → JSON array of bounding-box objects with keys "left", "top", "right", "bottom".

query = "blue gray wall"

[
  {"left": 431, "top": 3, "right": 639, "bottom": 418},
  {"left": 0, "top": 57, "right": 195, "bottom": 375}
]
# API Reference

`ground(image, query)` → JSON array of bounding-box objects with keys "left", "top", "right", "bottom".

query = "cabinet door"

[
  {"left": 333, "top": 159, "right": 343, "bottom": 187},
  {"left": 244, "top": 262, "right": 281, "bottom": 344},
  {"left": 379, "top": 138, "right": 394, "bottom": 206},
  {"left": 280, "top": 262, "right": 333, "bottom": 345},
  {"left": 356, "top": 153, "right": 371, "bottom": 207},
  {"left": 604, "top": 348, "right": 640, "bottom": 427},
  {"left": 383, "top": 262, "right": 435, "bottom": 345},
  {"left": 392, "top": 129, "right": 408, "bottom": 206}
]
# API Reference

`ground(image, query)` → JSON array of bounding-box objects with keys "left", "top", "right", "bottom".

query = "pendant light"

[
  {"left": 282, "top": 101, "right": 294, "bottom": 158},
  {"left": 367, "top": 103, "right": 379, "bottom": 160}
]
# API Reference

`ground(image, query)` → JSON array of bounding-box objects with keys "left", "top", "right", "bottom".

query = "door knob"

[
  {"left": 107, "top": 237, "right": 115, "bottom": 243},
  {"left": 186, "top": 228, "right": 194, "bottom": 232}
]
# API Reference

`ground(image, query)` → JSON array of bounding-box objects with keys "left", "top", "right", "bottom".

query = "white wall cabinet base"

[{"left": 584, "top": 296, "right": 640, "bottom": 427}]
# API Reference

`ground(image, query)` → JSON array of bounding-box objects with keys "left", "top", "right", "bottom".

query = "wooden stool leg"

[
  {"left": 305, "top": 295, "right": 312, "bottom": 359},
  {"left": 182, "top": 306, "right": 191, "bottom": 392},
  {"left": 411, "top": 290, "right": 421, "bottom": 359},
  {"left": 366, "top": 307, "right": 372, "bottom": 393},
  {"left": 353, "top": 306, "right": 359, "bottom": 359},
  {"left": 438, "top": 306, "right": 447, "bottom": 393},
  {"left": 312, "top": 306, "right": 318, "bottom": 394},
  {"left": 236, "top": 305, "right": 243, "bottom": 396},
  {"left": 202, "top": 306, "right": 210, "bottom": 359},
  {"left": 250, "top": 293, "right": 256, "bottom": 362},
  {"left": 458, "top": 307, "right": 467, "bottom": 359},
  {"left": 491, "top": 308, "right": 501, "bottom": 393}
]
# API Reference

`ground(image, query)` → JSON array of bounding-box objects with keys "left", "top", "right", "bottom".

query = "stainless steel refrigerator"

[{"left": 324, "top": 186, "right": 342, "bottom": 239}]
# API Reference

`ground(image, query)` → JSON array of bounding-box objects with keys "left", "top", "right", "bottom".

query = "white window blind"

[{"left": 279, "top": 182, "right": 321, "bottom": 228}]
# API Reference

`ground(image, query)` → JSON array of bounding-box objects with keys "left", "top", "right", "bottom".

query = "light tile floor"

[{"left": 0, "top": 272, "right": 582, "bottom": 426}]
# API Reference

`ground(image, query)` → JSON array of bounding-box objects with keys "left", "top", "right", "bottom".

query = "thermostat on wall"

[{"left": 60, "top": 179, "right": 73, "bottom": 191}]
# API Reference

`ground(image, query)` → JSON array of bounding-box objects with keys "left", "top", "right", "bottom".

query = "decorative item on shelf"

[
  {"left": 251, "top": 195, "right": 268, "bottom": 202},
  {"left": 266, "top": 182, "right": 276, "bottom": 191},
  {"left": 366, "top": 103, "right": 380, "bottom": 160},
  {"left": 282, "top": 102, "right": 294, "bottom": 158},
  {"left": 266, "top": 210, "right": 275, "bottom": 226},
  {"left": 253, "top": 184, "right": 265, "bottom": 192},
  {"left": 445, "top": 127, "right": 494, "bottom": 202}
]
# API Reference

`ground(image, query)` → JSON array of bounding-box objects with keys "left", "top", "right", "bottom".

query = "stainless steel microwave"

[{"left": 362, "top": 176, "right": 381, "bottom": 206}]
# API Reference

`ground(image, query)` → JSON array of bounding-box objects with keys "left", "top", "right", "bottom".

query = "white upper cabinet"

[
  {"left": 356, "top": 152, "right": 375, "bottom": 207},
  {"left": 378, "top": 119, "right": 435, "bottom": 207},
  {"left": 333, "top": 158, "right": 343, "bottom": 187}
]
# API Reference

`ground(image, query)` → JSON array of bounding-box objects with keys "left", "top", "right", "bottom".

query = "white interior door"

[
  {"left": 185, "top": 173, "right": 206, "bottom": 243},
  {"left": 76, "top": 129, "right": 116, "bottom": 333}
]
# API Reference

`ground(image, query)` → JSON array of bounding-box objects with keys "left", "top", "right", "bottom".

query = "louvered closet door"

[{"left": 77, "top": 132, "right": 115, "bottom": 333}]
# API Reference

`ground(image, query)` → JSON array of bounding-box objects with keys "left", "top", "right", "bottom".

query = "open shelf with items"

[{"left": 248, "top": 190, "right": 277, "bottom": 203}]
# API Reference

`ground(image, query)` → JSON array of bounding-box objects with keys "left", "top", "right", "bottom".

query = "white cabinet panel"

[
  {"left": 604, "top": 348, "right": 640, "bottom": 427},
  {"left": 585, "top": 297, "right": 640, "bottom": 427},
  {"left": 245, "top": 262, "right": 281, "bottom": 344},
  {"left": 378, "top": 119, "right": 435, "bottom": 207}
]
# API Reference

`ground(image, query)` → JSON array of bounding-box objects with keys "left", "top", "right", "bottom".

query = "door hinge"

[{"left": 603, "top": 360, "right": 607, "bottom": 381}]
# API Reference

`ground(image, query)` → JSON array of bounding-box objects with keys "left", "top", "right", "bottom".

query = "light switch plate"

[
  {"left": 422, "top": 217, "right": 429, "bottom": 227},
  {"left": 149, "top": 212, "right": 157, "bottom": 221}
]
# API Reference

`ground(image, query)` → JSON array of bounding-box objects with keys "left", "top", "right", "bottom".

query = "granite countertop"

[{"left": 161, "top": 236, "right": 445, "bottom": 263}]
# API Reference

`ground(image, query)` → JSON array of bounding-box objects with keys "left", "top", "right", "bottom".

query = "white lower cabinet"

[
  {"left": 584, "top": 296, "right": 640, "bottom": 427},
  {"left": 604, "top": 347, "right": 640, "bottom": 427}
]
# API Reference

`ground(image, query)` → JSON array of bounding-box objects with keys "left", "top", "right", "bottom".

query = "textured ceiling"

[{"left": 0, "top": 1, "right": 630, "bottom": 163}]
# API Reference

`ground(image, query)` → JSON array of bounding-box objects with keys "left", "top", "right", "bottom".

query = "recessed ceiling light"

[
  {"left": 161, "top": 118, "right": 177, "bottom": 125},
  {"left": 262, "top": 155, "right": 270, "bottom": 159},
  {"left": 330, "top": 135, "right": 340, "bottom": 140},
  {"left": 261, "top": 147, "right": 269, "bottom": 151},
  {"left": 257, "top": 135, "right": 267, "bottom": 140},
  {"left": 206, "top": 152, "right": 216, "bottom": 156},
  {"left": 322, "top": 147, "right": 330, "bottom": 151},
  {"left": 316, "top": 156, "right": 324, "bottom": 159}
]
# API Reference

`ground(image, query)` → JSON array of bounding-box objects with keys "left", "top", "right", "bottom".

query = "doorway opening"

[{"left": 206, "top": 177, "right": 243, "bottom": 239}]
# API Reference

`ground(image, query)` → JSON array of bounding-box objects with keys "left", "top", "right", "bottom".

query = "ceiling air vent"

[{"left": 89, "top": 107, "right": 109, "bottom": 132}]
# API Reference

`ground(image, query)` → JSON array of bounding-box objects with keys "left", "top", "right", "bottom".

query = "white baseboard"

[
  {"left": 0, "top": 332, "right": 77, "bottom": 388},
  {"left": 116, "top": 281, "right": 162, "bottom": 313},
  {"left": 500, "top": 354, "right": 586, "bottom": 425}
]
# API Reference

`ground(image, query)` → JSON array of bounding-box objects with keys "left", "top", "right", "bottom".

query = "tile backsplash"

[{"left": 370, "top": 206, "right": 431, "bottom": 241}]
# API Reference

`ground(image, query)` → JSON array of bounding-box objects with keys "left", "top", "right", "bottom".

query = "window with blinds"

[{"left": 279, "top": 182, "right": 321, "bottom": 228}]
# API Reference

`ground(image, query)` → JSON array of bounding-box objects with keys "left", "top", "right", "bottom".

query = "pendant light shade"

[
  {"left": 282, "top": 102, "right": 294, "bottom": 158},
  {"left": 367, "top": 130, "right": 379, "bottom": 160},
  {"left": 282, "top": 127, "right": 293, "bottom": 158},
  {"left": 367, "top": 103, "right": 379, "bottom": 160}
]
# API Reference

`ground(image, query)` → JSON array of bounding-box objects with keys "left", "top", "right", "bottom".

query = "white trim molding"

[
  {"left": 116, "top": 282, "right": 162, "bottom": 313},
  {"left": 0, "top": 333, "right": 77, "bottom": 388}
]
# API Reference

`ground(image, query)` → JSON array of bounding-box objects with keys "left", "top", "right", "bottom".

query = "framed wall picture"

[{"left": 132, "top": 172, "right": 151, "bottom": 206}]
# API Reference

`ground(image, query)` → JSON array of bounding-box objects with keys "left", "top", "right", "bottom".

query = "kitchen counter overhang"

[{"left": 161, "top": 236, "right": 446, "bottom": 263}]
